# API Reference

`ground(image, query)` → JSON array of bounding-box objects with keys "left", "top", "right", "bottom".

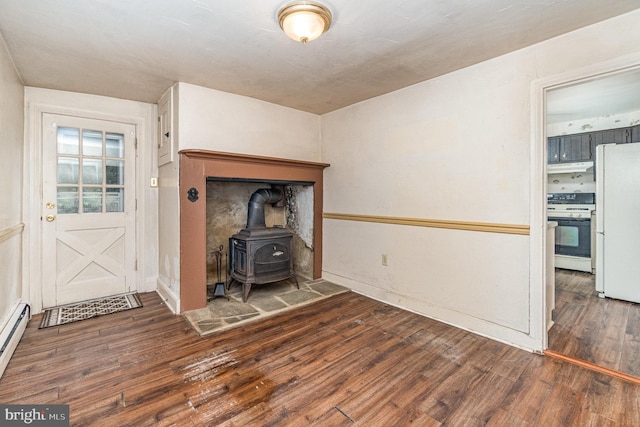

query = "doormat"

[{"left": 39, "top": 293, "right": 143, "bottom": 329}]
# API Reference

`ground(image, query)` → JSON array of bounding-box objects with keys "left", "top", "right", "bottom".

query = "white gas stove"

[{"left": 547, "top": 193, "right": 595, "bottom": 273}]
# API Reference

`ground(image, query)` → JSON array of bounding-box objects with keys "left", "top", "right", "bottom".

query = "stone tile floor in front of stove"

[{"left": 182, "top": 278, "right": 348, "bottom": 336}]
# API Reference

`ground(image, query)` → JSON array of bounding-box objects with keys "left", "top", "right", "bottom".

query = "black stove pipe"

[{"left": 246, "top": 188, "right": 283, "bottom": 229}]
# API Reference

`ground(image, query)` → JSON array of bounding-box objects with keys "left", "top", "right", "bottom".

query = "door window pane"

[
  {"left": 57, "top": 187, "right": 79, "bottom": 214},
  {"left": 55, "top": 125, "right": 128, "bottom": 215},
  {"left": 82, "top": 158, "right": 103, "bottom": 185},
  {"left": 106, "top": 133, "right": 125, "bottom": 158},
  {"left": 57, "top": 157, "right": 79, "bottom": 184},
  {"left": 82, "top": 129, "right": 103, "bottom": 156},
  {"left": 83, "top": 188, "right": 103, "bottom": 213},
  {"left": 106, "top": 160, "right": 124, "bottom": 185},
  {"left": 106, "top": 188, "right": 124, "bottom": 212},
  {"left": 57, "top": 127, "right": 80, "bottom": 155}
]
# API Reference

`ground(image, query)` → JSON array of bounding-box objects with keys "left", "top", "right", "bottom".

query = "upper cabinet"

[
  {"left": 631, "top": 124, "right": 640, "bottom": 143},
  {"left": 548, "top": 133, "right": 593, "bottom": 163},
  {"left": 548, "top": 126, "right": 638, "bottom": 164},
  {"left": 592, "top": 127, "right": 629, "bottom": 145}
]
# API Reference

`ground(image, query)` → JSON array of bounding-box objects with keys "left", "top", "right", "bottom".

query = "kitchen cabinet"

[
  {"left": 631, "top": 125, "right": 640, "bottom": 143},
  {"left": 548, "top": 133, "right": 593, "bottom": 163},
  {"left": 548, "top": 137, "right": 561, "bottom": 163},
  {"left": 593, "top": 127, "right": 630, "bottom": 145},
  {"left": 548, "top": 126, "right": 638, "bottom": 164}
]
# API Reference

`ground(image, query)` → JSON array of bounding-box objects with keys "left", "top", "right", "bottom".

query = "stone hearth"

[{"left": 183, "top": 278, "right": 348, "bottom": 336}]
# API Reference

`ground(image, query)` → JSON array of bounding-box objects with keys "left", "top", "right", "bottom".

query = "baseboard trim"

[
  {"left": 544, "top": 349, "right": 640, "bottom": 385},
  {"left": 156, "top": 278, "right": 179, "bottom": 314},
  {"left": 322, "top": 271, "right": 541, "bottom": 352},
  {"left": 0, "top": 302, "right": 30, "bottom": 378}
]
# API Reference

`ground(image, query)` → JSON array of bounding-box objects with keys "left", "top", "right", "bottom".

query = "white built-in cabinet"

[{"left": 158, "top": 87, "right": 174, "bottom": 165}]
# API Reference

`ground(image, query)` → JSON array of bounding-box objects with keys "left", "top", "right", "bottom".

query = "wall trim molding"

[
  {"left": 323, "top": 213, "right": 529, "bottom": 235},
  {"left": 0, "top": 223, "right": 24, "bottom": 244}
]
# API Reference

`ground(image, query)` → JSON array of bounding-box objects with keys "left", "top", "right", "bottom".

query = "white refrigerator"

[{"left": 595, "top": 142, "right": 640, "bottom": 303}]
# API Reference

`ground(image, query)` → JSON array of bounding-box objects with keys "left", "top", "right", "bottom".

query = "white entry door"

[{"left": 42, "top": 113, "right": 136, "bottom": 307}]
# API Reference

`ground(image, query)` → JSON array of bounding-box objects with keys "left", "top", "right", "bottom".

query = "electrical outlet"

[{"left": 381, "top": 253, "right": 388, "bottom": 266}]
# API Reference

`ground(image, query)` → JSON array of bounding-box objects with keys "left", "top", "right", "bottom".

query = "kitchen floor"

[
  {"left": 548, "top": 268, "right": 640, "bottom": 378},
  {"left": 183, "top": 277, "right": 348, "bottom": 336}
]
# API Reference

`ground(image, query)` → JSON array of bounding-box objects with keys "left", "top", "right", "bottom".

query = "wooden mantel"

[{"left": 179, "top": 150, "right": 330, "bottom": 312}]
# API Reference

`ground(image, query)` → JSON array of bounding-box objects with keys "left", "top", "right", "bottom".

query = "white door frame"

[
  {"left": 23, "top": 96, "right": 156, "bottom": 314},
  {"left": 530, "top": 52, "right": 640, "bottom": 350}
]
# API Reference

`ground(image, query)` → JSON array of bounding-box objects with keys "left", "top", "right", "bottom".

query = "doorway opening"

[{"left": 542, "top": 66, "right": 640, "bottom": 380}]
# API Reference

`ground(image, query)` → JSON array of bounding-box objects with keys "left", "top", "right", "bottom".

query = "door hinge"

[
  {"left": 134, "top": 259, "right": 138, "bottom": 271},
  {"left": 135, "top": 199, "right": 138, "bottom": 210},
  {"left": 134, "top": 138, "right": 138, "bottom": 150}
]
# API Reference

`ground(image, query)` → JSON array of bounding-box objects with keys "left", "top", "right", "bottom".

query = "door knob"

[{"left": 46, "top": 215, "right": 56, "bottom": 222}]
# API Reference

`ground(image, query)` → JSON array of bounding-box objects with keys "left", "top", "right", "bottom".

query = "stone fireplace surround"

[{"left": 179, "top": 150, "right": 329, "bottom": 312}]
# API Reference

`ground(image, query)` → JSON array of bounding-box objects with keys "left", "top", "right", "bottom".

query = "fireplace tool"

[{"left": 207, "top": 245, "right": 228, "bottom": 301}]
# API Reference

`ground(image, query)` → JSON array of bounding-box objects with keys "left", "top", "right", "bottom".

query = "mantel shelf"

[{"left": 179, "top": 150, "right": 330, "bottom": 170}]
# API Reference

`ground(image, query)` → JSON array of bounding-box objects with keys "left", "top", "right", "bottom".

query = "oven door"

[{"left": 548, "top": 216, "right": 591, "bottom": 258}]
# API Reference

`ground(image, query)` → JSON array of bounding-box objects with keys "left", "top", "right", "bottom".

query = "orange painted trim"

[{"left": 544, "top": 349, "right": 640, "bottom": 385}]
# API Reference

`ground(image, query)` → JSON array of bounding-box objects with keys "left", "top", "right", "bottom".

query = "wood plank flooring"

[
  {"left": 548, "top": 268, "right": 640, "bottom": 378},
  {"left": 1, "top": 291, "right": 640, "bottom": 426}
]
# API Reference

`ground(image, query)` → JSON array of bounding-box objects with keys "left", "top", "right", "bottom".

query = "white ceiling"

[{"left": 1, "top": 0, "right": 639, "bottom": 115}]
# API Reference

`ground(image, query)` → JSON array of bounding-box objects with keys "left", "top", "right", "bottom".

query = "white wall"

[
  {"left": 320, "top": 9, "right": 640, "bottom": 351},
  {"left": 23, "top": 88, "right": 157, "bottom": 313},
  {"left": 0, "top": 34, "right": 24, "bottom": 333},
  {"left": 176, "top": 83, "right": 321, "bottom": 160},
  {"left": 157, "top": 82, "right": 322, "bottom": 311}
]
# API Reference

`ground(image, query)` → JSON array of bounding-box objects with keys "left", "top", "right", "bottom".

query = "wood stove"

[{"left": 229, "top": 188, "right": 298, "bottom": 301}]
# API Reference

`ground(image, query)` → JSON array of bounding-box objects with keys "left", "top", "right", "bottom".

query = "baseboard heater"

[{"left": 0, "top": 302, "right": 30, "bottom": 378}]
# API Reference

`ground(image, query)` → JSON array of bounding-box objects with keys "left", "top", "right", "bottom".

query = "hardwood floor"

[
  {"left": 2, "top": 291, "right": 640, "bottom": 426},
  {"left": 549, "top": 268, "right": 640, "bottom": 378}
]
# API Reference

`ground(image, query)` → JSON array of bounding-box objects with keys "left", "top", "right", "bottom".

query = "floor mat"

[{"left": 39, "top": 293, "right": 143, "bottom": 328}]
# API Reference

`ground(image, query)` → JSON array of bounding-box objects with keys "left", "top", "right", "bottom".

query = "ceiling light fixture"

[{"left": 277, "top": 1, "right": 332, "bottom": 44}]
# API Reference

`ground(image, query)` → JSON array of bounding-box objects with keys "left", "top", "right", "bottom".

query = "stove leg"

[
  {"left": 292, "top": 274, "right": 299, "bottom": 289},
  {"left": 242, "top": 282, "right": 252, "bottom": 303}
]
